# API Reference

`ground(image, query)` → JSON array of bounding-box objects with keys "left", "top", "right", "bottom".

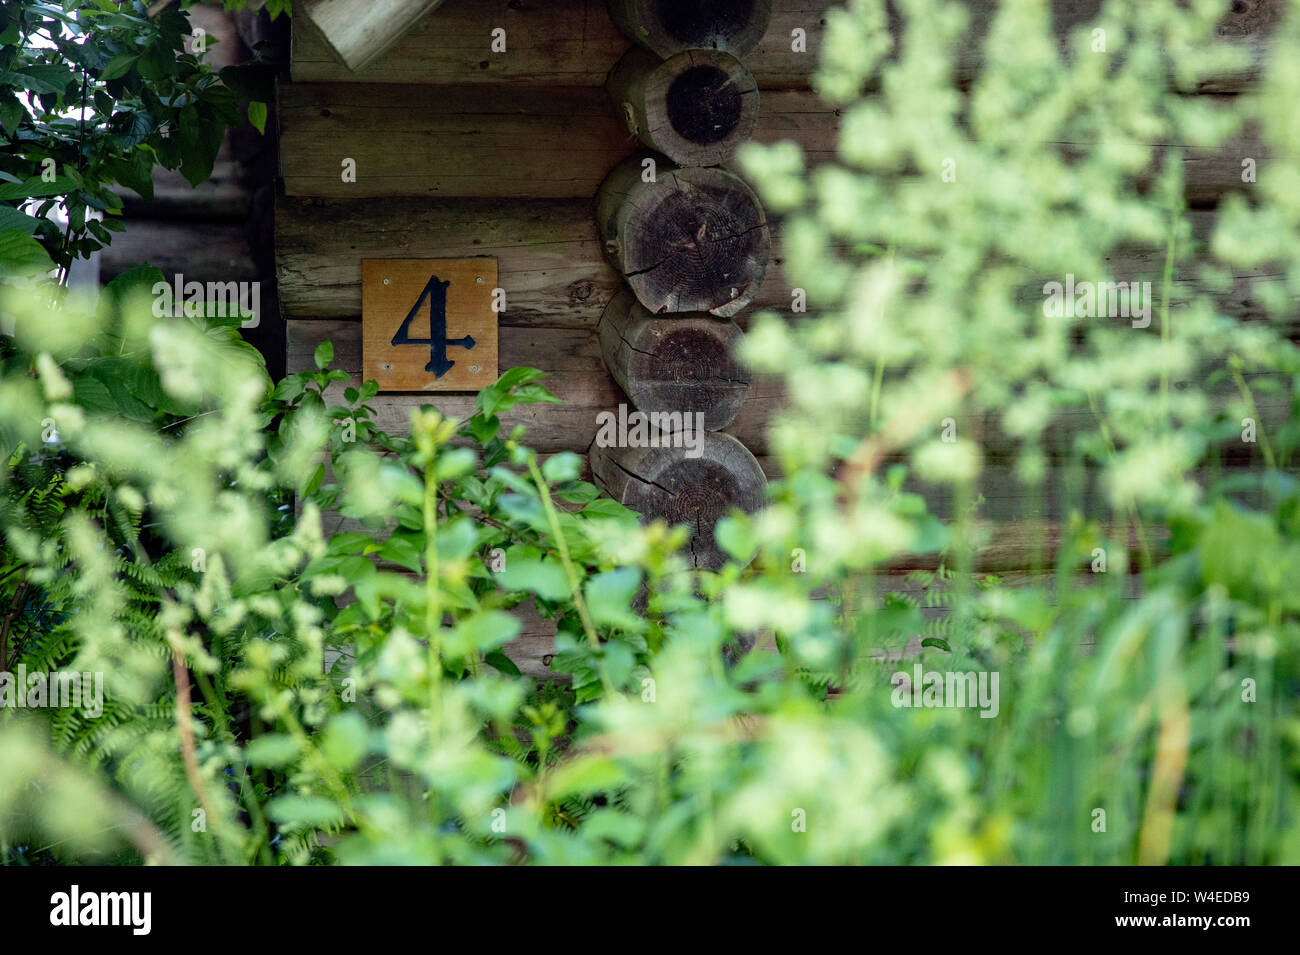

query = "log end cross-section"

[
  {"left": 596, "top": 157, "right": 770, "bottom": 317},
  {"left": 598, "top": 288, "right": 751, "bottom": 431},
  {"left": 606, "top": 0, "right": 774, "bottom": 59},
  {"left": 590, "top": 430, "right": 767, "bottom": 570},
  {"left": 607, "top": 47, "right": 760, "bottom": 167}
]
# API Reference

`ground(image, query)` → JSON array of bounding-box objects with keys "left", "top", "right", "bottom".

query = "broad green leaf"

[
  {"left": 0, "top": 229, "right": 53, "bottom": 273},
  {"left": 245, "top": 734, "right": 300, "bottom": 768},
  {"left": 497, "top": 557, "right": 569, "bottom": 601}
]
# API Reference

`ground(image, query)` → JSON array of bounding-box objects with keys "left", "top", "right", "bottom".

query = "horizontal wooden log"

[
  {"left": 278, "top": 82, "right": 1269, "bottom": 205},
  {"left": 291, "top": 0, "right": 834, "bottom": 89},
  {"left": 286, "top": 318, "right": 1292, "bottom": 470},
  {"left": 277, "top": 84, "right": 841, "bottom": 199},
  {"left": 100, "top": 220, "right": 257, "bottom": 284},
  {"left": 291, "top": 0, "right": 1280, "bottom": 94},
  {"left": 277, "top": 199, "right": 1297, "bottom": 328},
  {"left": 287, "top": 318, "right": 783, "bottom": 454},
  {"left": 114, "top": 162, "right": 252, "bottom": 222},
  {"left": 276, "top": 196, "right": 626, "bottom": 324},
  {"left": 301, "top": 0, "right": 447, "bottom": 72},
  {"left": 506, "top": 563, "right": 1151, "bottom": 678},
  {"left": 278, "top": 84, "right": 629, "bottom": 200}
]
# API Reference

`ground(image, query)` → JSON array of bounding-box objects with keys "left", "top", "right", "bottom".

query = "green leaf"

[
  {"left": 542, "top": 452, "right": 582, "bottom": 484},
  {"left": 326, "top": 532, "right": 375, "bottom": 555},
  {"left": 495, "top": 366, "right": 548, "bottom": 391},
  {"left": 378, "top": 534, "right": 422, "bottom": 574},
  {"left": 715, "top": 515, "right": 757, "bottom": 563},
  {"left": 468, "top": 413, "right": 499, "bottom": 445},
  {"left": 484, "top": 650, "right": 521, "bottom": 676},
  {"left": 273, "top": 375, "right": 307, "bottom": 402},
  {"left": 99, "top": 53, "right": 138, "bottom": 81},
  {"left": 447, "top": 610, "right": 522, "bottom": 657},
  {"left": 556, "top": 481, "right": 601, "bottom": 505},
  {"left": 0, "top": 92, "right": 24, "bottom": 136},
  {"left": 512, "top": 382, "right": 560, "bottom": 405},
  {"left": 547, "top": 756, "right": 627, "bottom": 800},
  {"left": 245, "top": 734, "right": 300, "bottom": 768},
  {"left": 177, "top": 105, "right": 226, "bottom": 186},
  {"left": 585, "top": 568, "right": 644, "bottom": 631},
  {"left": 436, "top": 447, "right": 477, "bottom": 481},
  {"left": 320, "top": 712, "right": 368, "bottom": 771},
  {"left": 108, "top": 108, "right": 156, "bottom": 149},
  {"left": 0, "top": 229, "right": 53, "bottom": 273},
  {"left": 266, "top": 795, "right": 346, "bottom": 830},
  {"left": 582, "top": 809, "right": 646, "bottom": 847},
  {"left": 314, "top": 340, "right": 334, "bottom": 371},
  {"left": 108, "top": 148, "right": 156, "bottom": 199},
  {"left": 0, "top": 207, "right": 38, "bottom": 235},
  {"left": 246, "top": 100, "right": 267, "bottom": 134},
  {"left": 497, "top": 557, "right": 570, "bottom": 601},
  {"left": 0, "top": 175, "right": 76, "bottom": 201},
  {"left": 0, "top": 65, "right": 74, "bottom": 95},
  {"left": 580, "top": 498, "right": 638, "bottom": 522}
]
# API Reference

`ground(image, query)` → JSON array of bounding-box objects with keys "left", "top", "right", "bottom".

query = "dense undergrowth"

[{"left": 0, "top": 0, "right": 1297, "bottom": 864}]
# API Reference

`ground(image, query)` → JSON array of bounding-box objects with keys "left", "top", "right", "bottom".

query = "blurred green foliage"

[{"left": 0, "top": 0, "right": 1297, "bottom": 865}]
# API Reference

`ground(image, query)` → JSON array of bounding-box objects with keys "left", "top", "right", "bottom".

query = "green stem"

[
  {"left": 1159, "top": 205, "right": 1177, "bottom": 417},
  {"left": 1085, "top": 390, "right": 1153, "bottom": 571},
  {"left": 868, "top": 248, "right": 894, "bottom": 430},
  {"left": 423, "top": 459, "right": 444, "bottom": 727},
  {"left": 526, "top": 455, "right": 614, "bottom": 696},
  {"left": 1229, "top": 363, "right": 1276, "bottom": 469}
]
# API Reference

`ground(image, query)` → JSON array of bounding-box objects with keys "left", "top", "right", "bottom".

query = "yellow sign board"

[{"left": 362, "top": 258, "right": 498, "bottom": 392}]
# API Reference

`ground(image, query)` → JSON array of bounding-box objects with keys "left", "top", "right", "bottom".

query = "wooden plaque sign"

[{"left": 362, "top": 258, "right": 498, "bottom": 392}]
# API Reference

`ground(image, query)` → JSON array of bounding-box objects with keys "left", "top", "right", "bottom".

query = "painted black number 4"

[{"left": 391, "top": 275, "right": 476, "bottom": 378}]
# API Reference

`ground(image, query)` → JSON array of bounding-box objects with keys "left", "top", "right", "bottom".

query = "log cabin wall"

[{"left": 275, "top": 0, "right": 1285, "bottom": 676}]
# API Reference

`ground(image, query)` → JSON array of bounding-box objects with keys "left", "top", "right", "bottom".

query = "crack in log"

[{"left": 610, "top": 456, "right": 678, "bottom": 500}]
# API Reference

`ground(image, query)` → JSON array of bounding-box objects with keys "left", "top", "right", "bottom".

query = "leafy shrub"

[
  {"left": 0, "top": 0, "right": 1297, "bottom": 865},
  {"left": 0, "top": 0, "right": 266, "bottom": 279}
]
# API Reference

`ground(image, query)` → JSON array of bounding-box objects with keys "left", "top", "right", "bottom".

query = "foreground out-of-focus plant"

[{"left": 1, "top": 0, "right": 1297, "bottom": 865}]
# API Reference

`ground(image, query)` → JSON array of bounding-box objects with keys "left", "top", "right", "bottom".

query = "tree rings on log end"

[
  {"left": 596, "top": 156, "right": 770, "bottom": 317},
  {"left": 590, "top": 431, "right": 767, "bottom": 570},
  {"left": 608, "top": 48, "right": 759, "bottom": 167},
  {"left": 598, "top": 289, "right": 750, "bottom": 431},
  {"left": 607, "top": 0, "right": 773, "bottom": 59}
]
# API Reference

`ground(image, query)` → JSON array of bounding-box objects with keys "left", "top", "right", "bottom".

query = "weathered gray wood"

[
  {"left": 276, "top": 84, "right": 835, "bottom": 200},
  {"left": 100, "top": 220, "right": 257, "bottom": 283},
  {"left": 287, "top": 318, "right": 1292, "bottom": 470},
  {"left": 291, "top": 0, "right": 831, "bottom": 88},
  {"left": 114, "top": 161, "right": 252, "bottom": 221},
  {"left": 277, "top": 84, "right": 633, "bottom": 200},
  {"left": 590, "top": 430, "right": 768, "bottom": 570},
  {"left": 276, "top": 195, "right": 618, "bottom": 323},
  {"left": 300, "top": 0, "right": 447, "bottom": 72},
  {"left": 287, "top": 318, "right": 784, "bottom": 454},
  {"left": 277, "top": 83, "right": 1267, "bottom": 205},
  {"left": 598, "top": 288, "right": 750, "bottom": 431},
  {"left": 277, "top": 200, "right": 1294, "bottom": 328},
  {"left": 291, "top": 0, "right": 1281, "bottom": 93},
  {"left": 607, "top": 0, "right": 773, "bottom": 60},
  {"left": 595, "top": 156, "right": 770, "bottom": 317},
  {"left": 607, "top": 47, "right": 760, "bottom": 167}
]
